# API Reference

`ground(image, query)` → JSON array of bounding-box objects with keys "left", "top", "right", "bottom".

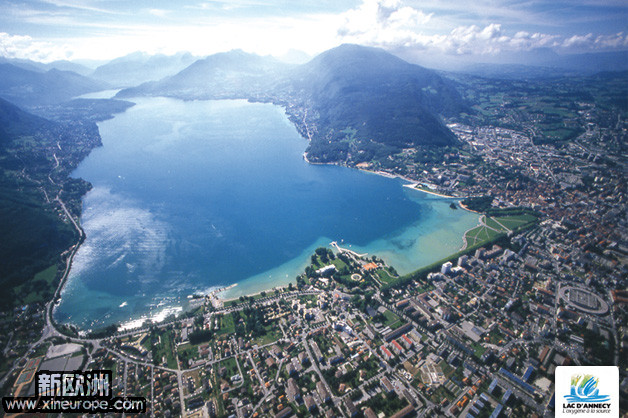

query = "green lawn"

[
  {"left": 376, "top": 269, "right": 397, "bottom": 284},
  {"left": 178, "top": 343, "right": 199, "bottom": 360},
  {"left": 471, "top": 342, "right": 487, "bottom": 358},
  {"left": 215, "top": 313, "right": 235, "bottom": 336},
  {"left": 495, "top": 214, "right": 538, "bottom": 230},
  {"left": 252, "top": 326, "right": 282, "bottom": 346},
  {"left": 153, "top": 329, "right": 177, "bottom": 369},
  {"left": 484, "top": 216, "right": 506, "bottom": 231},
  {"left": 15, "top": 265, "right": 58, "bottom": 305},
  {"left": 218, "top": 357, "right": 240, "bottom": 379},
  {"left": 464, "top": 213, "right": 532, "bottom": 247},
  {"left": 381, "top": 309, "right": 402, "bottom": 329},
  {"left": 464, "top": 225, "right": 501, "bottom": 247},
  {"left": 331, "top": 257, "right": 349, "bottom": 271}
]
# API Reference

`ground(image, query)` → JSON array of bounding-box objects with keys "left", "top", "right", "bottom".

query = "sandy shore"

[
  {"left": 404, "top": 184, "right": 458, "bottom": 199},
  {"left": 458, "top": 202, "right": 481, "bottom": 214}
]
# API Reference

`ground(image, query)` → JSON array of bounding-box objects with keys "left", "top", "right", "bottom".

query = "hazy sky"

[{"left": 1, "top": 0, "right": 627, "bottom": 62}]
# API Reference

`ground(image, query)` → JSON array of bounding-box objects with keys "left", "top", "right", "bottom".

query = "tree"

[{"left": 315, "top": 247, "right": 329, "bottom": 263}]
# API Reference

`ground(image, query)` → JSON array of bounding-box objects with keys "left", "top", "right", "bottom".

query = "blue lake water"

[{"left": 53, "top": 97, "right": 478, "bottom": 330}]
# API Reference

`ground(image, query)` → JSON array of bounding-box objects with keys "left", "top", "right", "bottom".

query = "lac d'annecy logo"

[
  {"left": 565, "top": 374, "right": 610, "bottom": 403},
  {"left": 556, "top": 366, "right": 619, "bottom": 417}
]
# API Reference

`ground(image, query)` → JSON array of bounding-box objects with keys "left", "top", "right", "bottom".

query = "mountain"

[
  {"left": 0, "top": 63, "right": 107, "bottom": 107},
  {"left": 91, "top": 51, "right": 198, "bottom": 87},
  {"left": 288, "top": 44, "right": 466, "bottom": 162},
  {"left": 0, "top": 57, "right": 92, "bottom": 75},
  {"left": 44, "top": 60, "right": 93, "bottom": 76},
  {"left": 453, "top": 63, "right": 580, "bottom": 79},
  {"left": 0, "top": 97, "right": 52, "bottom": 143},
  {"left": 0, "top": 57, "right": 44, "bottom": 73},
  {"left": 0, "top": 98, "right": 102, "bottom": 308},
  {"left": 118, "top": 45, "right": 466, "bottom": 163},
  {"left": 546, "top": 50, "right": 628, "bottom": 73},
  {"left": 460, "top": 50, "right": 628, "bottom": 78},
  {"left": 117, "top": 50, "right": 289, "bottom": 99}
]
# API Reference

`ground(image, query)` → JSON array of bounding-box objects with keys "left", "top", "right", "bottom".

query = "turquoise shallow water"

[{"left": 53, "top": 97, "right": 478, "bottom": 330}]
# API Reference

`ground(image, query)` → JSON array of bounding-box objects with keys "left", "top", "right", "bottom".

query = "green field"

[
  {"left": 215, "top": 313, "right": 235, "bottom": 336},
  {"left": 464, "top": 214, "right": 537, "bottom": 248},
  {"left": 252, "top": 326, "right": 282, "bottom": 346},
  {"left": 178, "top": 343, "right": 199, "bottom": 360},
  {"left": 14, "top": 265, "right": 58, "bottom": 305},
  {"left": 153, "top": 329, "right": 177, "bottom": 369},
  {"left": 495, "top": 214, "right": 538, "bottom": 230},
  {"left": 217, "top": 357, "right": 240, "bottom": 379},
  {"left": 464, "top": 224, "right": 503, "bottom": 247},
  {"left": 376, "top": 269, "right": 397, "bottom": 284},
  {"left": 381, "top": 309, "right": 402, "bottom": 329}
]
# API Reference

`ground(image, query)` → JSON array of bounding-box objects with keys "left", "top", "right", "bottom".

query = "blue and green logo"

[{"left": 564, "top": 374, "right": 610, "bottom": 403}]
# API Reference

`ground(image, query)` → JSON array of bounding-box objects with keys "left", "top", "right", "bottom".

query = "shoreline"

[
  {"left": 55, "top": 98, "right": 480, "bottom": 328},
  {"left": 403, "top": 184, "right": 458, "bottom": 199},
  {"left": 210, "top": 150, "right": 478, "bottom": 305},
  {"left": 219, "top": 284, "right": 291, "bottom": 305},
  {"left": 458, "top": 201, "right": 481, "bottom": 214}
]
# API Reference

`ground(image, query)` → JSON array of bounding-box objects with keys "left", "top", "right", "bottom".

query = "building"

[
  {"left": 275, "top": 407, "right": 293, "bottom": 418},
  {"left": 363, "top": 407, "right": 377, "bottom": 418},
  {"left": 304, "top": 395, "right": 316, "bottom": 412},
  {"left": 390, "top": 405, "right": 415, "bottom": 418},
  {"left": 384, "top": 323, "right": 413, "bottom": 342},
  {"left": 343, "top": 398, "right": 358, "bottom": 417},
  {"left": 317, "top": 381, "right": 331, "bottom": 403},
  {"left": 286, "top": 378, "right": 300, "bottom": 402},
  {"left": 381, "top": 377, "right": 395, "bottom": 394}
]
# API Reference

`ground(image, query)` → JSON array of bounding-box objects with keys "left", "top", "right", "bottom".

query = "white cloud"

[
  {"left": 148, "top": 9, "right": 168, "bottom": 18},
  {"left": 2, "top": 0, "right": 626, "bottom": 63},
  {"left": 0, "top": 32, "right": 72, "bottom": 62},
  {"left": 338, "top": 0, "right": 432, "bottom": 39},
  {"left": 335, "top": 0, "right": 626, "bottom": 56},
  {"left": 40, "top": 0, "right": 123, "bottom": 15},
  {"left": 562, "top": 32, "right": 628, "bottom": 50}
]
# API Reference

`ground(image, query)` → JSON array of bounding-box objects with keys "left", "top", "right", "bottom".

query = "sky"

[{"left": 0, "top": 0, "right": 627, "bottom": 63}]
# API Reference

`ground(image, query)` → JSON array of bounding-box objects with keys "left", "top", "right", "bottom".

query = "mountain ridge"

[
  {"left": 285, "top": 44, "right": 466, "bottom": 162},
  {"left": 91, "top": 51, "right": 199, "bottom": 88},
  {"left": 0, "top": 63, "right": 107, "bottom": 107},
  {"left": 117, "top": 44, "right": 467, "bottom": 163}
]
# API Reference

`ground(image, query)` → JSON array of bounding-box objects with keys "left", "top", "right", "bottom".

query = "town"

[{"left": 0, "top": 55, "right": 626, "bottom": 418}]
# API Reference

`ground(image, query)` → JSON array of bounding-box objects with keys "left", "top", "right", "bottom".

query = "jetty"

[{"left": 330, "top": 241, "right": 367, "bottom": 258}]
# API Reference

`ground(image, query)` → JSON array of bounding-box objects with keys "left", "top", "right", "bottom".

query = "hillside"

[
  {"left": 0, "top": 57, "right": 92, "bottom": 75},
  {"left": 0, "top": 98, "right": 101, "bottom": 309},
  {"left": 118, "top": 45, "right": 467, "bottom": 164},
  {"left": 117, "top": 50, "right": 289, "bottom": 99},
  {"left": 286, "top": 44, "right": 467, "bottom": 162},
  {"left": 91, "top": 51, "right": 197, "bottom": 87},
  {"left": 0, "top": 63, "right": 107, "bottom": 107},
  {"left": 0, "top": 97, "right": 52, "bottom": 143}
]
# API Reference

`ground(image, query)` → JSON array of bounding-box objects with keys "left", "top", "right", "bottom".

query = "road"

[{"left": 302, "top": 336, "right": 347, "bottom": 418}]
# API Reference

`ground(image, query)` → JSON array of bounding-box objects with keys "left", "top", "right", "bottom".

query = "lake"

[{"left": 53, "top": 97, "right": 478, "bottom": 331}]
